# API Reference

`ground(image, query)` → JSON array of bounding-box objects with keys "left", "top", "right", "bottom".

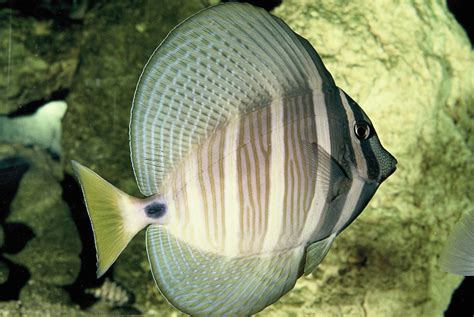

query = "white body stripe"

[
  {"left": 223, "top": 119, "right": 241, "bottom": 254},
  {"left": 333, "top": 177, "right": 365, "bottom": 232},
  {"left": 262, "top": 99, "right": 286, "bottom": 252}
]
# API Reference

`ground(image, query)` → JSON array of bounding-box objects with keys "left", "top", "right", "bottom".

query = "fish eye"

[{"left": 354, "top": 122, "right": 371, "bottom": 140}]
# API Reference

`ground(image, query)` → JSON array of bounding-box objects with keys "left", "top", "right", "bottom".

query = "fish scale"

[{"left": 72, "top": 2, "right": 397, "bottom": 316}]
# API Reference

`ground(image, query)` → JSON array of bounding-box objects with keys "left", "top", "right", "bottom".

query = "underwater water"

[{"left": 0, "top": 0, "right": 473, "bottom": 316}]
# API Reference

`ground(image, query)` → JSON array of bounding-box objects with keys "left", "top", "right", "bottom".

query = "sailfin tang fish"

[
  {"left": 73, "top": 3, "right": 397, "bottom": 316},
  {"left": 440, "top": 209, "right": 474, "bottom": 276}
]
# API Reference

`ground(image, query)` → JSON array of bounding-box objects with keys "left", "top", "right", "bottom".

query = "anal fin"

[
  {"left": 146, "top": 226, "right": 305, "bottom": 316},
  {"left": 302, "top": 142, "right": 351, "bottom": 202}
]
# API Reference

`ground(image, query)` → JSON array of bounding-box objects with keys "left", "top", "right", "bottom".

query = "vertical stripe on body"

[
  {"left": 339, "top": 91, "right": 367, "bottom": 177},
  {"left": 331, "top": 91, "right": 370, "bottom": 233},
  {"left": 165, "top": 90, "right": 358, "bottom": 255},
  {"left": 299, "top": 90, "right": 334, "bottom": 243},
  {"left": 168, "top": 124, "right": 231, "bottom": 253},
  {"left": 262, "top": 98, "right": 286, "bottom": 253},
  {"left": 196, "top": 128, "right": 228, "bottom": 251},
  {"left": 261, "top": 93, "right": 319, "bottom": 252},
  {"left": 181, "top": 147, "right": 208, "bottom": 248},
  {"left": 236, "top": 106, "right": 272, "bottom": 253},
  {"left": 223, "top": 120, "right": 241, "bottom": 254},
  {"left": 278, "top": 93, "right": 317, "bottom": 247}
]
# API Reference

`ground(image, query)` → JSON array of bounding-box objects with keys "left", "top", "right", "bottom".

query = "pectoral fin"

[
  {"left": 303, "top": 233, "right": 337, "bottom": 276},
  {"left": 302, "top": 142, "right": 351, "bottom": 201}
]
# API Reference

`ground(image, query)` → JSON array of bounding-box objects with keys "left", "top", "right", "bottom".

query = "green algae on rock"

[
  {"left": 0, "top": 9, "right": 81, "bottom": 115},
  {"left": 0, "top": 300, "right": 84, "bottom": 316}
]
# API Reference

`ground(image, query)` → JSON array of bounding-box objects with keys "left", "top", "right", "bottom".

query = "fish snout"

[{"left": 377, "top": 149, "right": 397, "bottom": 183}]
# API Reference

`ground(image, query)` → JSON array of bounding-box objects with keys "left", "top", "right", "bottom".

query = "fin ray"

[
  {"left": 440, "top": 210, "right": 474, "bottom": 276},
  {"left": 72, "top": 161, "right": 146, "bottom": 277},
  {"left": 302, "top": 142, "right": 349, "bottom": 200},
  {"left": 146, "top": 226, "right": 305, "bottom": 316},
  {"left": 130, "top": 3, "right": 327, "bottom": 195}
]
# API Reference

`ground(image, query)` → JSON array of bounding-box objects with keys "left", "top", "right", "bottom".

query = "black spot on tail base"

[{"left": 145, "top": 203, "right": 166, "bottom": 219}]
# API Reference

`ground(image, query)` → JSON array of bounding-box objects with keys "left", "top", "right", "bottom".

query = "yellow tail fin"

[{"left": 72, "top": 161, "right": 147, "bottom": 277}]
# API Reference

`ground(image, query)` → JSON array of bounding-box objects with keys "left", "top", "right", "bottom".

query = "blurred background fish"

[
  {"left": 72, "top": 2, "right": 396, "bottom": 316},
  {"left": 84, "top": 278, "right": 134, "bottom": 307},
  {"left": 440, "top": 210, "right": 474, "bottom": 276},
  {"left": 0, "top": 101, "right": 67, "bottom": 157}
]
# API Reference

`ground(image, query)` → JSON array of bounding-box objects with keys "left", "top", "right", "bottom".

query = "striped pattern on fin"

[
  {"left": 130, "top": 2, "right": 325, "bottom": 195},
  {"left": 146, "top": 225, "right": 305, "bottom": 316}
]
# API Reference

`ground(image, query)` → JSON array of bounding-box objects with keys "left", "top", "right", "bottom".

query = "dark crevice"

[
  {"left": 47, "top": 149, "right": 61, "bottom": 162},
  {"left": 445, "top": 276, "right": 474, "bottom": 317},
  {"left": 0, "top": 0, "right": 91, "bottom": 26},
  {"left": 0, "top": 157, "right": 32, "bottom": 301},
  {"left": 6, "top": 89, "right": 70, "bottom": 118},
  {"left": 447, "top": 0, "right": 473, "bottom": 45},
  {"left": 0, "top": 257, "right": 30, "bottom": 300},
  {"left": 61, "top": 172, "right": 109, "bottom": 309},
  {"left": 0, "top": 158, "right": 28, "bottom": 197},
  {"left": 1, "top": 223, "right": 34, "bottom": 255},
  {"left": 0, "top": 157, "right": 29, "bottom": 223},
  {"left": 221, "top": 0, "right": 283, "bottom": 11}
]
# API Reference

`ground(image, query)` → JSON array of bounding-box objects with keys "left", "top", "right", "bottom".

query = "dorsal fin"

[{"left": 130, "top": 2, "right": 328, "bottom": 195}]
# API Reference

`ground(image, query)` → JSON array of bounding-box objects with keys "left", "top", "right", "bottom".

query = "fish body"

[{"left": 73, "top": 3, "right": 397, "bottom": 316}]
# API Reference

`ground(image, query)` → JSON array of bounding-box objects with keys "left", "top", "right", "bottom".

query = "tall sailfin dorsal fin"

[{"left": 130, "top": 2, "right": 329, "bottom": 195}]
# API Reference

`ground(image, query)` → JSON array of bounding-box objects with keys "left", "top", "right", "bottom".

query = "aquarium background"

[{"left": 0, "top": 0, "right": 472, "bottom": 316}]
